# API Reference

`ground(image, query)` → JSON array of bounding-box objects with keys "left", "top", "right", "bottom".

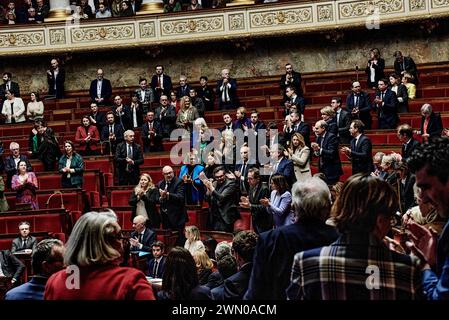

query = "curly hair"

[{"left": 232, "top": 231, "right": 258, "bottom": 263}]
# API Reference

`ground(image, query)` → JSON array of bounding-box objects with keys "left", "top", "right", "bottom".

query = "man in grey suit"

[
  {"left": 202, "top": 166, "right": 240, "bottom": 232},
  {"left": 11, "top": 222, "right": 37, "bottom": 254}
]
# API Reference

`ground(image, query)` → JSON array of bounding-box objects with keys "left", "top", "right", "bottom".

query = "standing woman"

[
  {"left": 260, "top": 174, "right": 293, "bottom": 228},
  {"left": 11, "top": 160, "right": 39, "bottom": 210},
  {"left": 129, "top": 173, "right": 161, "bottom": 229},
  {"left": 75, "top": 116, "right": 100, "bottom": 157},
  {"left": 176, "top": 96, "right": 199, "bottom": 138},
  {"left": 365, "top": 48, "right": 385, "bottom": 89},
  {"left": 37, "top": 124, "right": 62, "bottom": 172},
  {"left": 58, "top": 140, "right": 84, "bottom": 189},
  {"left": 26, "top": 92, "right": 44, "bottom": 122},
  {"left": 179, "top": 152, "right": 204, "bottom": 205},
  {"left": 286, "top": 133, "right": 311, "bottom": 182},
  {"left": 389, "top": 73, "right": 409, "bottom": 113}
]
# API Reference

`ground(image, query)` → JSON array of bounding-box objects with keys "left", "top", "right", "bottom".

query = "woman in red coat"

[
  {"left": 75, "top": 115, "right": 100, "bottom": 156},
  {"left": 44, "top": 210, "right": 155, "bottom": 300}
]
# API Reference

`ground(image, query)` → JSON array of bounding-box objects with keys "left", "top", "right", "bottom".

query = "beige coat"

[{"left": 290, "top": 146, "right": 311, "bottom": 182}]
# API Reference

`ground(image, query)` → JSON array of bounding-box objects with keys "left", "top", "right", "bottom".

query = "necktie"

[
  {"left": 138, "top": 233, "right": 143, "bottom": 244},
  {"left": 381, "top": 92, "right": 384, "bottom": 101},
  {"left": 22, "top": 238, "right": 27, "bottom": 250},
  {"left": 7, "top": 83, "right": 10, "bottom": 91},
  {"left": 355, "top": 95, "right": 359, "bottom": 107},
  {"left": 109, "top": 125, "right": 113, "bottom": 134},
  {"left": 240, "top": 163, "right": 247, "bottom": 193},
  {"left": 127, "top": 144, "right": 132, "bottom": 158},
  {"left": 153, "top": 260, "right": 159, "bottom": 278},
  {"left": 223, "top": 84, "right": 228, "bottom": 102},
  {"left": 10, "top": 101, "right": 14, "bottom": 123},
  {"left": 159, "top": 76, "right": 163, "bottom": 89}
]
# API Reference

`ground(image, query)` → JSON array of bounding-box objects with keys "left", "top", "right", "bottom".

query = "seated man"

[
  {"left": 5, "top": 239, "right": 64, "bottom": 300},
  {"left": 147, "top": 241, "right": 166, "bottom": 278},
  {"left": 0, "top": 249, "right": 25, "bottom": 287},
  {"left": 129, "top": 216, "right": 156, "bottom": 253},
  {"left": 11, "top": 222, "right": 37, "bottom": 254}
]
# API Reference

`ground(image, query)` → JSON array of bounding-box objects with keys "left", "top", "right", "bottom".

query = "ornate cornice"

[{"left": 0, "top": 0, "right": 448, "bottom": 56}]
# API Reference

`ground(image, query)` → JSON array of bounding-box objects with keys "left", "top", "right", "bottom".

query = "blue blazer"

[
  {"left": 275, "top": 157, "right": 296, "bottom": 187},
  {"left": 316, "top": 132, "right": 343, "bottom": 183},
  {"left": 179, "top": 164, "right": 205, "bottom": 204}
]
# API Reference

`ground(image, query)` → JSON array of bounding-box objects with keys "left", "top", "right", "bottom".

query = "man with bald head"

[
  {"left": 46, "top": 58, "right": 65, "bottom": 99},
  {"left": 89, "top": 68, "right": 113, "bottom": 105},
  {"left": 129, "top": 216, "right": 156, "bottom": 252},
  {"left": 345, "top": 81, "right": 372, "bottom": 129},
  {"left": 157, "top": 166, "right": 186, "bottom": 245}
]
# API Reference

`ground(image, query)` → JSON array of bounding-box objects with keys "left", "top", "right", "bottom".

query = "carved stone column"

[
  {"left": 46, "top": 0, "right": 70, "bottom": 22},
  {"left": 137, "top": 0, "right": 164, "bottom": 15},
  {"left": 227, "top": 0, "right": 255, "bottom": 7}
]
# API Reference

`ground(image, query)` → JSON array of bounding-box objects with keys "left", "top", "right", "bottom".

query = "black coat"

[
  {"left": 154, "top": 105, "right": 176, "bottom": 137},
  {"left": 280, "top": 70, "right": 302, "bottom": 97},
  {"left": 350, "top": 134, "right": 373, "bottom": 174},
  {"left": 216, "top": 78, "right": 238, "bottom": 109},
  {"left": 211, "top": 262, "right": 253, "bottom": 300},
  {"left": 205, "top": 179, "right": 240, "bottom": 227},
  {"left": 365, "top": 58, "right": 385, "bottom": 88},
  {"left": 402, "top": 138, "right": 420, "bottom": 160},
  {"left": 421, "top": 112, "right": 443, "bottom": 139},
  {"left": 89, "top": 79, "right": 112, "bottom": 104},
  {"left": 148, "top": 256, "right": 166, "bottom": 279},
  {"left": 157, "top": 177, "right": 186, "bottom": 229},
  {"left": 394, "top": 56, "right": 418, "bottom": 83},
  {"left": 47, "top": 68, "right": 65, "bottom": 98},
  {"left": 129, "top": 187, "right": 161, "bottom": 229},
  {"left": 346, "top": 91, "right": 372, "bottom": 129},
  {"left": 151, "top": 74, "right": 173, "bottom": 99},
  {"left": 130, "top": 227, "right": 157, "bottom": 252},
  {"left": 141, "top": 121, "right": 163, "bottom": 152},
  {"left": 89, "top": 111, "right": 106, "bottom": 134},
  {"left": 373, "top": 89, "right": 399, "bottom": 129},
  {"left": 336, "top": 109, "right": 352, "bottom": 144},
  {"left": 11, "top": 236, "right": 37, "bottom": 253},
  {"left": 115, "top": 142, "right": 144, "bottom": 185},
  {"left": 248, "top": 183, "right": 272, "bottom": 234},
  {"left": 316, "top": 132, "right": 343, "bottom": 183},
  {"left": 0, "top": 250, "right": 25, "bottom": 282}
]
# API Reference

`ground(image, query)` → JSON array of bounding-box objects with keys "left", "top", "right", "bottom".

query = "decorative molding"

[
  {"left": 49, "top": 28, "right": 66, "bottom": 45},
  {"left": 431, "top": 0, "right": 449, "bottom": 8},
  {"left": 0, "top": 30, "right": 44, "bottom": 48},
  {"left": 409, "top": 0, "right": 426, "bottom": 10},
  {"left": 71, "top": 24, "right": 135, "bottom": 43},
  {"left": 139, "top": 21, "right": 156, "bottom": 38},
  {"left": 250, "top": 8, "right": 313, "bottom": 28},
  {"left": 339, "top": 0, "right": 404, "bottom": 19},
  {"left": 229, "top": 13, "right": 245, "bottom": 31},
  {"left": 160, "top": 16, "right": 224, "bottom": 36},
  {"left": 317, "top": 4, "right": 334, "bottom": 22}
]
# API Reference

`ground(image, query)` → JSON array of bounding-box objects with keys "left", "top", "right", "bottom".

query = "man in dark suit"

[
  {"left": 101, "top": 111, "right": 124, "bottom": 155},
  {"left": 89, "top": 68, "right": 113, "bottom": 105},
  {"left": 373, "top": 79, "right": 399, "bottom": 129},
  {"left": 129, "top": 216, "right": 156, "bottom": 253},
  {"left": 11, "top": 221, "right": 37, "bottom": 254},
  {"left": 397, "top": 123, "right": 420, "bottom": 160},
  {"left": 280, "top": 63, "right": 302, "bottom": 103},
  {"left": 346, "top": 81, "right": 372, "bottom": 130},
  {"left": 394, "top": 51, "right": 418, "bottom": 84},
  {"left": 134, "top": 78, "right": 155, "bottom": 113},
  {"left": 284, "top": 86, "right": 305, "bottom": 117},
  {"left": 216, "top": 68, "right": 238, "bottom": 110},
  {"left": 0, "top": 250, "right": 25, "bottom": 286},
  {"left": 115, "top": 130, "right": 143, "bottom": 186},
  {"left": 4, "top": 142, "right": 33, "bottom": 189},
  {"left": 212, "top": 230, "right": 258, "bottom": 300},
  {"left": 311, "top": 120, "right": 343, "bottom": 185},
  {"left": 151, "top": 65, "right": 172, "bottom": 101},
  {"left": 112, "top": 95, "right": 132, "bottom": 131},
  {"left": 331, "top": 97, "right": 351, "bottom": 144},
  {"left": 198, "top": 76, "right": 215, "bottom": 111},
  {"left": 147, "top": 241, "right": 166, "bottom": 279},
  {"left": 248, "top": 110, "right": 266, "bottom": 163},
  {"left": 244, "top": 177, "right": 338, "bottom": 300},
  {"left": 142, "top": 111, "right": 163, "bottom": 153},
  {"left": 284, "top": 111, "right": 310, "bottom": 147},
  {"left": 88, "top": 102, "right": 106, "bottom": 134},
  {"left": 341, "top": 120, "right": 373, "bottom": 175},
  {"left": 176, "top": 75, "right": 192, "bottom": 99},
  {"left": 154, "top": 94, "right": 176, "bottom": 139},
  {"left": 269, "top": 144, "right": 295, "bottom": 188},
  {"left": 203, "top": 166, "right": 240, "bottom": 232},
  {"left": 220, "top": 112, "right": 237, "bottom": 133},
  {"left": 0, "top": 72, "right": 20, "bottom": 102},
  {"left": 239, "top": 168, "right": 272, "bottom": 234},
  {"left": 234, "top": 146, "right": 256, "bottom": 196},
  {"left": 157, "top": 166, "right": 186, "bottom": 246},
  {"left": 46, "top": 59, "right": 65, "bottom": 99}
]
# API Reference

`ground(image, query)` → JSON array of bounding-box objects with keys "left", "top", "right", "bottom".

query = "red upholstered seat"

[
  {"left": 234, "top": 211, "right": 252, "bottom": 232},
  {"left": 110, "top": 190, "right": 133, "bottom": 207}
]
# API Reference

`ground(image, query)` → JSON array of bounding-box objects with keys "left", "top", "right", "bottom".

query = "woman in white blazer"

[
  {"left": 286, "top": 132, "right": 311, "bottom": 182},
  {"left": 2, "top": 89, "right": 26, "bottom": 123}
]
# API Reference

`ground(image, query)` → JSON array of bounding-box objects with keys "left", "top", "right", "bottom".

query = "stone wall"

[{"left": 1, "top": 23, "right": 448, "bottom": 96}]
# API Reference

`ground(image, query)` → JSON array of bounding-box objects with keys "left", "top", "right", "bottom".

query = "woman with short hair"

[
  {"left": 261, "top": 174, "right": 294, "bottom": 227},
  {"left": 58, "top": 140, "right": 84, "bottom": 189}
]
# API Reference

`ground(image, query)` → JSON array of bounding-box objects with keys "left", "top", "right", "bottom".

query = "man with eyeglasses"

[
  {"left": 157, "top": 166, "right": 186, "bottom": 246},
  {"left": 4, "top": 142, "right": 32, "bottom": 189},
  {"left": 154, "top": 95, "right": 176, "bottom": 140},
  {"left": 203, "top": 166, "right": 240, "bottom": 232}
]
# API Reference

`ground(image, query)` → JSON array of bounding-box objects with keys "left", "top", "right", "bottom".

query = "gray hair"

[
  {"left": 214, "top": 241, "right": 232, "bottom": 261},
  {"left": 421, "top": 103, "right": 432, "bottom": 115},
  {"left": 124, "top": 130, "right": 134, "bottom": 138},
  {"left": 291, "top": 177, "right": 332, "bottom": 221},
  {"left": 9, "top": 142, "right": 19, "bottom": 150},
  {"left": 64, "top": 210, "right": 121, "bottom": 267},
  {"left": 373, "top": 152, "right": 385, "bottom": 162}
]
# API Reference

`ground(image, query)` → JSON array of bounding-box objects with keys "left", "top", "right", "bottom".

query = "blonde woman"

[
  {"left": 286, "top": 133, "right": 311, "bottom": 182},
  {"left": 176, "top": 96, "right": 199, "bottom": 136},
  {"left": 193, "top": 250, "right": 214, "bottom": 285},
  {"left": 129, "top": 173, "right": 161, "bottom": 229},
  {"left": 402, "top": 73, "right": 416, "bottom": 99},
  {"left": 184, "top": 225, "right": 206, "bottom": 255}
]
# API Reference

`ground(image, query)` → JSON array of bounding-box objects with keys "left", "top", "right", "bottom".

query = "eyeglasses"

[{"left": 214, "top": 174, "right": 225, "bottom": 179}]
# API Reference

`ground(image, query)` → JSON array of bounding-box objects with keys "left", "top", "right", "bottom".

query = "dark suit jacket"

[
  {"left": 336, "top": 109, "right": 352, "bottom": 144},
  {"left": 128, "top": 104, "right": 144, "bottom": 129},
  {"left": 0, "top": 250, "right": 25, "bottom": 281},
  {"left": 141, "top": 121, "right": 163, "bottom": 152},
  {"left": 4, "top": 155, "right": 32, "bottom": 188},
  {"left": 11, "top": 236, "right": 37, "bottom": 253},
  {"left": 244, "top": 219, "right": 338, "bottom": 300},
  {"left": 129, "top": 187, "right": 161, "bottom": 229},
  {"left": 234, "top": 162, "right": 256, "bottom": 195},
  {"left": 151, "top": 74, "right": 173, "bottom": 98},
  {"left": 89, "top": 79, "right": 112, "bottom": 104},
  {"left": 101, "top": 123, "right": 124, "bottom": 144},
  {"left": 130, "top": 228, "right": 156, "bottom": 252},
  {"left": 154, "top": 105, "right": 176, "bottom": 137},
  {"left": 402, "top": 138, "right": 420, "bottom": 160},
  {"left": 365, "top": 58, "right": 385, "bottom": 88},
  {"left": 280, "top": 71, "right": 302, "bottom": 97},
  {"left": 176, "top": 84, "right": 192, "bottom": 99},
  {"left": 205, "top": 179, "right": 240, "bottom": 226},
  {"left": 211, "top": 262, "right": 253, "bottom": 300},
  {"left": 350, "top": 134, "right": 373, "bottom": 174},
  {"left": 248, "top": 183, "right": 272, "bottom": 233},
  {"left": 394, "top": 56, "right": 418, "bottom": 82},
  {"left": 113, "top": 105, "right": 132, "bottom": 131},
  {"left": 421, "top": 112, "right": 443, "bottom": 138},
  {"left": 290, "top": 95, "right": 306, "bottom": 115},
  {"left": 115, "top": 142, "right": 144, "bottom": 182},
  {"left": 274, "top": 157, "right": 296, "bottom": 187},
  {"left": 197, "top": 85, "right": 215, "bottom": 111},
  {"left": 0, "top": 81, "right": 20, "bottom": 98},
  {"left": 47, "top": 68, "right": 65, "bottom": 98},
  {"left": 148, "top": 256, "right": 166, "bottom": 279},
  {"left": 326, "top": 118, "right": 338, "bottom": 136},
  {"left": 157, "top": 177, "right": 186, "bottom": 229},
  {"left": 346, "top": 91, "right": 372, "bottom": 129},
  {"left": 89, "top": 111, "right": 106, "bottom": 133},
  {"left": 400, "top": 173, "right": 416, "bottom": 214},
  {"left": 374, "top": 89, "right": 399, "bottom": 129},
  {"left": 216, "top": 78, "right": 238, "bottom": 109},
  {"left": 284, "top": 121, "right": 310, "bottom": 147},
  {"left": 316, "top": 132, "right": 343, "bottom": 183}
]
